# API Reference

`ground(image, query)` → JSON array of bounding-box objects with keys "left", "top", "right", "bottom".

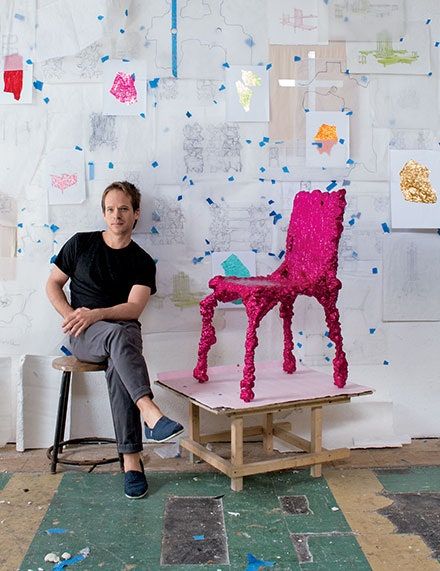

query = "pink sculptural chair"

[{"left": 193, "top": 188, "right": 348, "bottom": 402}]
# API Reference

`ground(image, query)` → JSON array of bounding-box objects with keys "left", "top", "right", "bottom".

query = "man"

[{"left": 46, "top": 180, "right": 183, "bottom": 499}]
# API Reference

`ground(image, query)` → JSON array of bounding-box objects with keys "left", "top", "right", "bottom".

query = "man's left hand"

[{"left": 62, "top": 307, "right": 100, "bottom": 337}]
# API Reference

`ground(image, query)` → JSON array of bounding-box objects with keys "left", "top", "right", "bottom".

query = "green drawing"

[
  {"left": 358, "top": 36, "right": 419, "bottom": 67},
  {"left": 221, "top": 253, "right": 251, "bottom": 305},
  {"left": 170, "top": 271, "right": 205, "bottom": 308},
  {"left": 235, "top": 70, "right": 262, "bottom": 112}
]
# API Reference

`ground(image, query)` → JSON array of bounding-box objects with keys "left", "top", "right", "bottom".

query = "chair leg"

[
  {"left": 193, "top": 293, "right": 218, "bottom": 383},
  {"left": 51, "top": 371, "right": 71, "bottom": 474},
  {"left": 321, "top": 297, "right": 348, "bottom": 388},
  {"left": 241, "top": 300, "right": 277, "bottom": 402},
  {"left": 279, "top": 299, "right": 296, "bottom": 374}
]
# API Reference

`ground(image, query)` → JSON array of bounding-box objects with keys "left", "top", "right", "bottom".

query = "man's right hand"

[{"left": 63, "top": 307, "right": 101, "bottom": 338}]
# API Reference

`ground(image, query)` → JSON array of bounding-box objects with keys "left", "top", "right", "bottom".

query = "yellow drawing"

[
  {"left": 235, "top": 70, "right": 262, "bottom": 112},
  {"left": 399, "top": 160, "right": 437, "bottom": 204}
]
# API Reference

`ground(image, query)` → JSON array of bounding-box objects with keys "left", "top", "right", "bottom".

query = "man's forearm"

[
  {"left": 94, "top": 302, "right": 144, "bottom": 322},
  {"left": 46, "top": 281, "right": 73, "bottom": 319}
]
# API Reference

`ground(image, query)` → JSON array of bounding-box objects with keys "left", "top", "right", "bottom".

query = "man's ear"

[{"left": 134, "top": 209, "right": 140, "bottom": 220}]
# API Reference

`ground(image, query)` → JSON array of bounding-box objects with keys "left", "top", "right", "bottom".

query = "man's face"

[{"left": 103, "top": 190, "right": 139, "bottom": 236}]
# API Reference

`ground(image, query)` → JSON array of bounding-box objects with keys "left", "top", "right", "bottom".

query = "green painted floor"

[
  {"left": 9, "top": 466, "right": 440, "bottom": 570},
  {"left": 20, "top": 470, "right": 369, "bottom": 571}
]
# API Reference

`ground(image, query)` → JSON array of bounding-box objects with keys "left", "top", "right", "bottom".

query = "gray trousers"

[{"left": 70, "top": 320, "right": 153, "bottom": 454}]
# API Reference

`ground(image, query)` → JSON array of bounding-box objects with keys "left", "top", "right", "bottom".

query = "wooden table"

[{"left": 157, "top": 362, "right": 373, "bottom": 491}]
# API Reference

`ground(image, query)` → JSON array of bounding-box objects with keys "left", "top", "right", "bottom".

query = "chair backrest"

[{"left": 283, "top": 189, "right": 346, "bottom": 283}]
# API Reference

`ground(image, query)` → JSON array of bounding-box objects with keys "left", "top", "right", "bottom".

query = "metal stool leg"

[
  {"left": 58, "top": 371, "right": 71, "bottom": 454},
  {"left": 51, "top": 371, "right": 71, "bottom": 474}
]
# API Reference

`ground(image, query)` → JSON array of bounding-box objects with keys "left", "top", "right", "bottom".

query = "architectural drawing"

[
  {"left": 170, "top": 271, "right": 205, "bottom": 308},
  {"left": 268, "top": 0, "right": 327, "bottom": 45},
  {"left": 145, "top": 197, "right": 185, "bottom": 246},
  {"left": 329, "top": 0, "right": 404, "bottom": 41},
  {"left": 157, "top": 78, "right": 179, "bottom": 100}
]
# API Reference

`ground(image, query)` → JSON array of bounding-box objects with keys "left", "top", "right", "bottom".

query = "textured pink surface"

[
  {"left": 110, "top": 71, "right": 138, "bottom": 104},
  {"left": 193, "top": 189, "right": 348, "bottom": 402},
  {"left": 50, "top": 173, "right": 78, "bottom": 191},
  {"left": 161, "top": 362, "right": 372, "bottom": 411}
]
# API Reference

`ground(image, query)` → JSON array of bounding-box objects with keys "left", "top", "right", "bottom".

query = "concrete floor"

[{"left": 0, "top": 439, "right": 439, "bottom": 570}]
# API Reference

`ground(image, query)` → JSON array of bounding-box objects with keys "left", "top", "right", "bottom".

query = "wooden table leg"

[
  {"left": 188, "top": 402, "right": 200, "bottom": 464},
  {"left": 231, "top": 417, "right": 244, "bottom": 491},
  {"left": 311, "top": 406, "right": 322, "bottom": 478},
  {"left": 263, "top": 412, "right": 273, "bottom": 453}
]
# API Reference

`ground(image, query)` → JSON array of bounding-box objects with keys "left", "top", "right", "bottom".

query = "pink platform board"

[{"left": 157, "top": 361, "right": 373, "bottom": 412}]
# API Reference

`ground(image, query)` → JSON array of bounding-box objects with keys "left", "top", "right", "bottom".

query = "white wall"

[{"left": 1, "top": 0, "right": 440, "bottom": 448}]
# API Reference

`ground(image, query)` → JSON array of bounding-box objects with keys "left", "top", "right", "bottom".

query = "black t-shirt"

[{"left": 55, "top": 231, "right": 156, "bottom": 310}]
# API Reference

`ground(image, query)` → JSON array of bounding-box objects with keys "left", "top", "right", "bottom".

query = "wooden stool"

[{"left": 47, "top": 356, "right": 123, "bottom": 474}]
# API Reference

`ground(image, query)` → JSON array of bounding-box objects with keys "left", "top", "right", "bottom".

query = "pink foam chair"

[{"left": 193, "top": 189, "right": 348, "bottom": 402}]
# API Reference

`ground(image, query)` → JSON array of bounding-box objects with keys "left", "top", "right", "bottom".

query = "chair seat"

[{"left": 52, "top": 356, "right": 107, "bottom": 373}]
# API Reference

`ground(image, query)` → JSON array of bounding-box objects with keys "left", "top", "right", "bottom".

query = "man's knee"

[{"left": 108, "top": 322, "right": 141, "bottom": 350}]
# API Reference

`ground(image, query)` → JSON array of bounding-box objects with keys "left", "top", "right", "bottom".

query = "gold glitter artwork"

[
  {"left": 313, "top": 123, "right": 338, "bottom": 155},
  {"left": 399, "top": 160, "right": 437, "bottom": 204}
]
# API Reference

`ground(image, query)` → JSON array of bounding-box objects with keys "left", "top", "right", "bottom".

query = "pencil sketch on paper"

[
  {"left": 209, "top": 202, "right": 272, "bottom": 252},
  {"left": 147, "top": 198, "right": 185, "bottom": 246},
  {"left": 89, "top": 113, "right": 118, "bottom": 151},
  {"left": 183, "top": 122, "right": 242, "bottom": 175}
]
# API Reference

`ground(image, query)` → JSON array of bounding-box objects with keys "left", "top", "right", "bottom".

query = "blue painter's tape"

[
  {"left": 192, "top": 256, "right": 204, "bottom": 264},
  {"left": 125, "top": 8, "right": 129, "bottom": 16},
  {"left": 74, "top": 145, "right": 82, "bottom": 151},
  {"left": 26, "top": 58, "right": 32, "bottom": 65},
  {"left": 206, "top": 198, "right": 214, "bottom": 205},
  {"left": 293, "top": 55, "right": 301, "bottom": 61},
  {"left": 120, "top": 28, "right": 125, "bottom": 33},
  {"left": 171, "top": 0, "right": 177, "bottom": 77},
  {"left": 228, "top": 176, "right": 235, "bottom": 181},
  {"left": 17, "top": 222, "right": 23, "bottom": 228},
  {"left": 88, "top": 161, "right": 95, "bottom": 180},
  {"left": 246, "top": 139, "right": 252, "bottom": 144},
  {"left": 324, "top": 331, "right": 329, "bottom": 337},
  {"left": 43, "top": 97, "right": 50, "bottom": 104},
  {"left": 260, "top": 166, "right": 266, "bottom": 172},
  {"left": 151, "top": 161, "right": 159, "bottom": 168},
  {"left": 268, "top": 252, "right": 276, "bottom": 257},
  {"left": 428, "top": 71, "right": 433, "bottom": 76},
  {"left": 46, "top": 528, "right": 68, "bottom": 534},
  {"left": 259, "top": 178, "right": 265, "bottom": 182},
  {"left": 346, "top": 110, "right": 353, "bottom": 115},
  {"left": 33, "top": 80, "right": 43, "bottom": 90},
  {"left": 140, "top": 112, "right": 145, "bottom": 118},
  {"left": 266, "top": 63, "right": 272, "bottom": 70},
  {"left": 273, "top": 213, "right": 282, "bottom": 224},
  {"left": 436, "top": 41, "right": 440, "bottom": 47},
  {"left": 222, "top": 62, "right": 230, "bottom": 68},
  {"left": 108, "top": 162, "right": 114, "bottom": 169},
  {"left": 278, "top": 250, "right": 285, "bottom": 259},
  {"left": 151, "top": 226, "right": 159, "bottom": 234},
  {"left": 271, "top": 179, "right": 276, "bottom": 184},
  {"left": 53, "top": 554, "right": 86, "bottom": 570},
  {"left": 269, "top": 210, "right": 276, "bottom": 217},
  {"left": 299, "top": 331, "right": 303, "bottom": 335},
  {"left": 346, "top": 158, "right": 354, "bottom": 164},
  {"left": 259, "top": 141, "right": 266, "bottom": 147},
  {"left": 60, "top": 346, "right": 72, "bottom": 356},
  {"left": 369, "top": 328, "right": 376, "bottom": 334},
  {"left": 219, "top": 84, "right": 226, "bottom": 91},
  {"left": 327, "top": 342, "right": 333, "bottom": 348},
  {"left": 372, "top": 267, "right": 378, "bottom": 274},
  {"left": 326, "top": 181, "right": 337, "bottom": 191},
  {"left": 304, "top": 108, "right": 310, "bottom": 112},
  {"left": 186, "top": 111, "right": 192, "bottom": 118},
  {"left": 339, "top": 138, "right": 345, "bottom": 144},
  {"left": 193, "top": 535, "right": 205, "bottom": 541},
  {"left": 268, "top": 199, "right": 274, "bottom": 204},
  {"left": 149, "top": 78, "right": 160, "bottom": 88},
  {"left": 97, "top": 15, "right": 104, "bottom": 20},
  {"left": 383, "top": 360, "right": 389, "bottom": 365},
  {"left": 263, "top": 136, "right": 270, "bottom": 143},
  {"left": 50, "top": 224, "right": 59, "bottom": 233},
  {"left": 348, "top": 218, "right": 355, "bottom": 226},
  {"left": 325, "top": 356, "right": 331, "bottom": 362},
  {"left": 101, "top": 55, "right": 109, "bottom": 62},
  {"left": 182, "top": 175, "right": 188, "bottom": 181},
  {"left": 189, "top": 179, "right": 194, "bottom": 186},
  {"left": 426, "top": 18, "right": 431, "bottom": 24},
  {"left": 14, "top": 13, "right": 25, "bottom": 21},
  {"left": 282, "top": 166, "right": 289, "bottom": 173},
  {"left": 205, "top": 239, "right": 210, "bottom": 245},
  {"left": 297, "top": 342, "right": 303, "bottom": 348},
  {"left": 381, "top": 222, "right": 390, "bottom": 233},
  {"left": 312, "top": 141, "right": 322, "bottom": 148}
]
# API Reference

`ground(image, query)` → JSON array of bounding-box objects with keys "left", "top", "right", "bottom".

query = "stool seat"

[
  {"left": 48, "top": 356, "right": 122, "bottom": 473},
  {"left": 52, "top": 356, "right": 107, "bottom": 373}
]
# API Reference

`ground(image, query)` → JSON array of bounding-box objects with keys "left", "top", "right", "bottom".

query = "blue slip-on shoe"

[
  {"left": 124, "top": 460, "right": 148, "bottom": 499},
  {"left": 144, "top": 416, "right": 184, "bottom": 443}
]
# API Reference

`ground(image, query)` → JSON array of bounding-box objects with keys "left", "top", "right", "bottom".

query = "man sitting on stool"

[{"left": 46, "top": 180, "right": 183, "bottom": 499}]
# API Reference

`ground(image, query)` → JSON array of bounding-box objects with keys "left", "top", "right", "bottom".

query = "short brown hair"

[{"left": 101, "top": 181, "right": 141, "bottom": 228}]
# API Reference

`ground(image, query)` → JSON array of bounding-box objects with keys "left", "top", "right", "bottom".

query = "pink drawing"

[
  {"left": 193, "top": 189, "right": 348, "bottom": 402},
  {"left": 313, "top": 123, "right": 339, "bottom": 156},
  {"left": 281, "top": 9, "right": 318, "bottom": 32},
  {"left": 109, "top": 71, "right": 138, "bottom": 104},
  {"left": 50, "top": 173, "right": 78, "bottom": 191}
]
